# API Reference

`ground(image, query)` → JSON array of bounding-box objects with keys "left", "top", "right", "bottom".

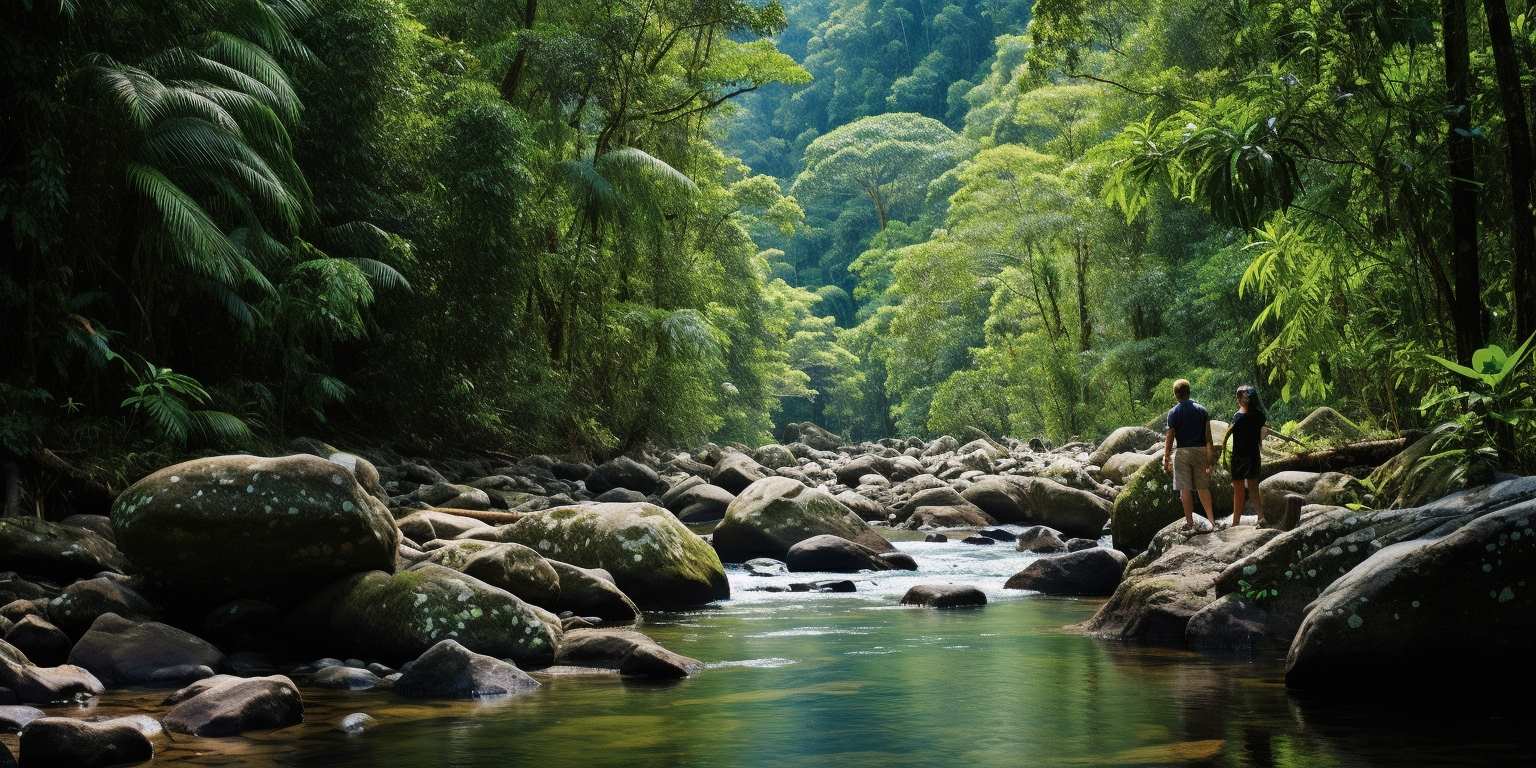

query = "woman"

[{"left": 1221, "top": 385, "right": 1284, "bottom": 527}]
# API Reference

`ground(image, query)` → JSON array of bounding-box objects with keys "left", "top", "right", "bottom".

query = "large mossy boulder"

[
  {"left": 503, "top": 503, "right": 727, "bottom": 609},
  {"left": 291, "top": 564, "right": 559, "bottom": 667},
  {"left": 1110, "top": 458, "right": 1233, "bottom": 553},
  {"left": 960, "top": 476, "right": 1109, "bottom": 538},
  {"left": 409, "top": 540, "right": 561, "bottom": 610},
  {"left": 111, "top": 454, "right": 400, "bottom": 605},
  {"left": 1284, "top": 486, "right": 1536, "bottom": 688},
  {"left": 584, "top": 457, "right": 662, "bottom": 496},
  {"left": 1088, "top": 426, "right": 1162, "bottom": 467},
  {"left": 1082, "top": 521, "right": 1281, "bottom": 645},
  {"left": 0, "top": 518, "right": 127, "bottom": 583},
  {"left": 712, "top": 476, "right": 894, "bottom": 562}
]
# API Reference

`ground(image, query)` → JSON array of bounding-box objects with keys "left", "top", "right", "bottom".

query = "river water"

[{"left": 7, "top": 530, "right": 1534, "bottom": 766}]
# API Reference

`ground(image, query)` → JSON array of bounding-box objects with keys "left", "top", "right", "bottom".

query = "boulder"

[
  {"left": 1003, "top": 548, "right": 1128, "bottom": 596},
  {"left": 545, "top": 560, "right": 640, "bottom": 623},
  {"left": 395, "top": 639, "right": 538, "bottom": 698},
  {"left": 555, "top": 629, "right": 702, "bottom": 679},
  {"left": 784, "top": 535, "right": 893, "bottom": 573},
  {"left": 1284, "top": 480, "right": 1536, "bottom": 689},
  {"left": 665, "top": 483, "right": 735, "bottom": 523},
  {"left": 162, "top": 674, "right": 303, "bottom": 736},
  {"left": 784, "top": 422, "right": 843, "bottom": 451},
  {"left": 1254, "top": 471, "right": 1365, "bottom": 525},
  {"left": 752, "top": 444, "right": 797, "bottom": 470},
  {"left": 309, "top": 666, "right": 381, "bottom": 690},
  {"left": 291, "top": 565, "right": 559, "bottom": 667},
  {"left": 1185, "top": 594, "right": 1270, "bottom": 655},
  {"left": 395, "top": 510, "right": 491, "bottom": 543},
  {"left": 45, "top": 577, "right": 156, "bottom": 638},
  {"left": 960, "top": 476, "right": 1110, "bottom": 538},
  {"left": 503, "top": 503, "right": 727, "bottom": 609},
  {"left": 0, "top": 645, "right": 103, "bottom": 704},
  {"left": 67, "top": 613, "right": 223, "bottom": 687},
  {"left": 1082, "top": 522, "right": 1280, "bottom": 644},
  {"left": 0, "top": 518, "right": 126, "bottom": 583},
  {"left": 900, "top": 504, "right": 994, "bottom": 530},
  {"left": 711, "top": 452, "right": 770, "bottom": 495},
  {"left": 1365, "top": 430, "right": 1460, "bottom": 508},
  {"left": 834, "top": 455, "right": 890, "bottom": 487},
  {"left": 110, "top": 454, "right": 400, "bottom": 605},
  {"left": 17, "top": 717, "right": 153, "bottom": 767},
  {"left": 0, "top": 704, "right": 44, "bottom": 732},
  {"left": 1066, "top": 538, "right": 1099, "bottom": 552},
  {"left": 1292, "top": 406, "right": 1364, "bottom": 440},
  {"left": 1100, "top": 452, "right": 1157, "bottom": 484},
  {"left": 834, "top": 491, "right": 889, "bottom": 522},
  {"left": 1089, "top": 426, "right": 1163, "bottom": 467},
  {"left": 0, "top": 578, "right": 51, "bottom": 607},
  {"left": 1015, "top": 526, "right": 1066, "bottom": 554},
  {"left": 1217, "top": 477, "right": 1536, "bottom": 639},
  {"left": 899, "top": 584, "right": 986, "bottom": 608},
  {"left": 58, "top": 514, "right": 115, "bottom": 543},
  {"left": 3, "top": 616, "right": 70, "bottom": 667},
  {"left": 878, "top": 552, "right": 918, "bottom": 570},
  {"left": 584, "top": 457, "right": 661, "bottom": 495},
  {"left": 712, "top": 477, "right": 893, "bottom": 562},
  {"left": 410, "top": 540, "right": 560, "bottom": 609},
  {"left": 1110, "top": 458, "right": 1233, "bottom": 553}
]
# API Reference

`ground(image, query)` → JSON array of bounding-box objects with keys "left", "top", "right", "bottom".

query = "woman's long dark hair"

[{"left": 1238, "top": 384, "right": 1266, "bottom": 419}]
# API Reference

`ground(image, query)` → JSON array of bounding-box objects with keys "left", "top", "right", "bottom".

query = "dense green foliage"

[
  {"left": 3, "top": 0, "right": 1534, "bottom": 482},
  {"left": 724, "top": 0, "right": 1535, "bottom": 472},
  {"left": 2, "top": 0, "right": 823, "bottom": 465}
]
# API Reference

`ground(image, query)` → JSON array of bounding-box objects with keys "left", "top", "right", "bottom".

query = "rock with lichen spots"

[
  {"left": 1285, "top": 477, "right": 1536, "bottom": 688},
  {"left": 713, "top": 476, "right": 895, "bottom": 562},
  {"left": 0, "top": 517, "right": 128, "bottom": 583},
  {"left": 502, "top": 503, "right": 727, "bottom": 609},
  {"left": 111, "top": 454, "right": 400, "bottom": 605},
  {"left": 290, "top": 564, "right": 559, "bottom": 667},
  {"left": 1110, "top": 458, "right": 1233, "bottom": 554}
]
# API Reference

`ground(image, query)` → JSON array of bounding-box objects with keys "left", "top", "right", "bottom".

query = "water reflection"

[{"left": 4, "top": 548, "right": 1533, "bottom": 766}]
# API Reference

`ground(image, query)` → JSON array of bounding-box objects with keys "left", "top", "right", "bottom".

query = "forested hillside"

[
  {"left": 726, "top": 0, "right": 1536, "bottom": 462},
  {"left": 3, "top": 0, "right": 1534, "bottom": 482}
]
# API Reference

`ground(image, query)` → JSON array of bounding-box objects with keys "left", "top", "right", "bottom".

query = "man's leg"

[
  {"left": 1180, "top": 489, "right": 1196, "bottom": 526},
  {"left": 1196, "top": 489, "right": 1215, "bottom": 524},
  {"left": 1231, "top": 480, "right": 1245, "bottom": 527}
]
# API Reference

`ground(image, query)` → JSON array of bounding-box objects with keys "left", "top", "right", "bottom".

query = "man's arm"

[{"left": 1163, "top": 428, "right": 1175, "bottom": 471}]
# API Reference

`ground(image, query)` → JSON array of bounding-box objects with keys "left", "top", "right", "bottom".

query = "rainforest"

[{"left": 1, "top": 0, "right": 1534, "bottom": 766}]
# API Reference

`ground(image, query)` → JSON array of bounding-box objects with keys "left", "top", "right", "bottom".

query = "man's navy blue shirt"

[{"left": 1167, "top": 399, "right": 1210, "bottom": 448}]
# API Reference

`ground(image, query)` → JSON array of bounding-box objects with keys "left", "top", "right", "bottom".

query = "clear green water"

[{"left": 6, "top": 536, "right": 1533, "bottom": 766}]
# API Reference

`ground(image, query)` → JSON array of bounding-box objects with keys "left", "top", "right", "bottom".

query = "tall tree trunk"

[
  {"left": 1483, "top": 0, "right": 1536, "bottom": 342},
  {"left": 1442, "top": 0, "right": 1485, "bottom": 360},
  {"left": 1074, "top": 237, "right": 1091, "bottom": 351},
  {"left": 499, "top": 0, "right": 538, "bottom": 102}
]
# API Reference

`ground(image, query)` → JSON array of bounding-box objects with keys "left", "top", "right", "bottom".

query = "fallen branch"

[{"left": 1259, "top": 437, "right": 1413, "bottom": 478}]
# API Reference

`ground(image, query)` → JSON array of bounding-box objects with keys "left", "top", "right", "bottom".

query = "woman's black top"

[{"left": 1230, "top": 409, "right": 1266, "bottom": 460}]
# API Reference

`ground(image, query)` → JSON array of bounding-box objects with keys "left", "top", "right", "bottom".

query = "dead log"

[
  {"left": 1259, "top": 437, "right": 1412, "bottom": 478},
  {"left": 430, "top": 507, "right": 526, "bottom": 526}
]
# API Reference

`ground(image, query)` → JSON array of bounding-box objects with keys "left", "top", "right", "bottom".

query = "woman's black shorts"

[{"left": 1231, "top": 453, "right": 1261, "bottom": 480}]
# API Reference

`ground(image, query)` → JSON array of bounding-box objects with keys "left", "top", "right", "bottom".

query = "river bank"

[
  {"left": 1, "top": 416, "right": 1533, "bottom": 765},
  {"left": 5, "top": 543, "right": 1535, "bottom": 767}
]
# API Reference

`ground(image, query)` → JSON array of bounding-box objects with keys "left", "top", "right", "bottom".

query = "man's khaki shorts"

[{"left": 1172, "top": 447, "right": 1211, "bottom": 491}]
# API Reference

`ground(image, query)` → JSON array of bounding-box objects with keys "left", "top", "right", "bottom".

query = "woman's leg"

[
  {"left": 1247, "top": 478, "right": 1262, "bottom": 525},
  {"left": 1231, "top": 479, "right": 1246, "bottom": 527}
]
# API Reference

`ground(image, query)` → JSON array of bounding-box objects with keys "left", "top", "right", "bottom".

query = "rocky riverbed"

[{"left": 0, "top": 415, "right": 1532, "bottom": 765}]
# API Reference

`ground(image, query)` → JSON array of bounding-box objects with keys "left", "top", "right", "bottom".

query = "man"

[{"left": 1162, "top": 379, "right": 1215, "bottom": 529}]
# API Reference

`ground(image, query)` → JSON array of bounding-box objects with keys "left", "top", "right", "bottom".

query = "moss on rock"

[
  {"left": 111, "top": 454, "right": 399, "bottom": 605},
  {"left": 505, "top": 502, "right": 727, "bottom": 609},
  {"left": 292, "top": 564, "right": 559, "bottom": 667},
  {"left": 1111, "top": 458, "right": 1233, "bottom": 553}
]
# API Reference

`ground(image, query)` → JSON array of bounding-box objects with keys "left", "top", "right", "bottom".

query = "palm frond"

[
  {"left": 193, "top": 410, "right": 255, "bottom": 443},
  {"left": 125, "top": 162, "right": 243, "bottom": 284},
  {"left": 347, "top": 258, "right": 411, "bottom": 291},
  {"left": 597, "top": 146, "right": 698, "bottom": 194},
  {"left": 205, "top": 32, "right": 302, "bottom": 123}
]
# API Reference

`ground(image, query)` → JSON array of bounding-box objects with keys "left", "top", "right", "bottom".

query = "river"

[{"left": 8, "top": 529, "right": 1533, "bottom": 766}]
